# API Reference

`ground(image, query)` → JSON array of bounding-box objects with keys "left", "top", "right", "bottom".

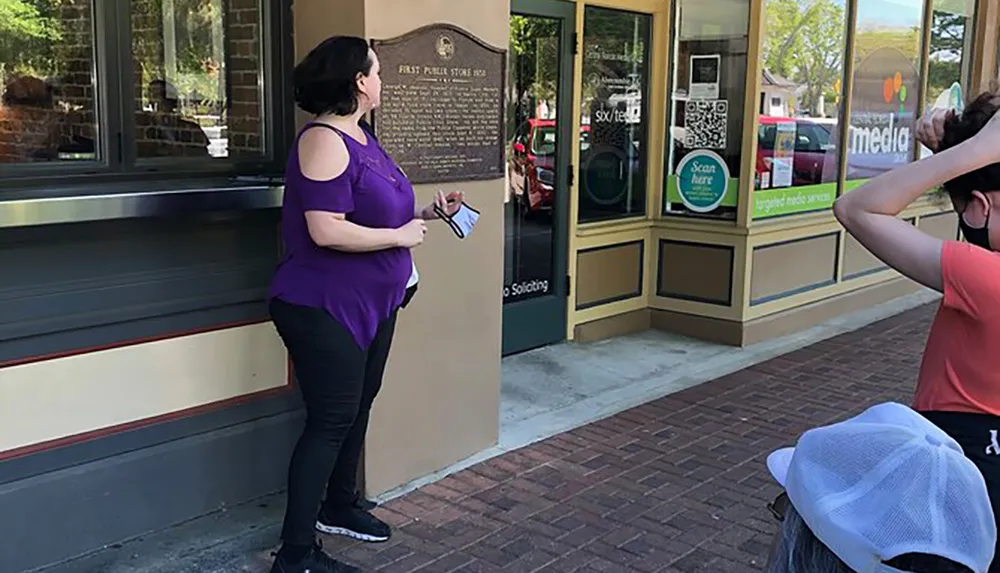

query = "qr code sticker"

[{"left": 684, "top": 100, "right": 728, "bottom": 149}]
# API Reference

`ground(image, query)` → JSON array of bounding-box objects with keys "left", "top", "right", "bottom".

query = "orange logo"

[{"left": 882, "top": 72, "right": 907, "bottom": 114}]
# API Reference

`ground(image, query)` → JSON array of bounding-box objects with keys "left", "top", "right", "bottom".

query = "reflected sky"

[{"left": 856, "top": 0, "right": 923, "bottom": 28}]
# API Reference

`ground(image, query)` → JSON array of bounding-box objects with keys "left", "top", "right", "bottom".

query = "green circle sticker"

[{"left": 676, "top": 150, "right": 730, "bottom": 213}]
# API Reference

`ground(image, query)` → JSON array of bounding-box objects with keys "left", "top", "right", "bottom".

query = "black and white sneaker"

[
  {"left": 356, "top": 497, "right": 378, "bottom": 511},
  {"left": 269, "top": 541, "right": 361, "bottom": 573},
  {"left": 315, "top": 506, "right": 391, "bottom": 542}
]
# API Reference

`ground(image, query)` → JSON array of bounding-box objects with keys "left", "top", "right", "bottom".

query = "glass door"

[{"left": 504, "top": 0, "right": 575, "bottom": 355}]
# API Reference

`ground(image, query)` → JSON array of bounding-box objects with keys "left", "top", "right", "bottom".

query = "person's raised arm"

[
  {"left": 299, "top": 127, "right": 425, "bottom": 251},
  {"left": 832, "top": 110, "right": 1000, "bottom": 292}
]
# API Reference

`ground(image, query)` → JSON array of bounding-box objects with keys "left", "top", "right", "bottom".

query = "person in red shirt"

[{"left": 834, "top": 91, "right": 1000, "bottom": 572}]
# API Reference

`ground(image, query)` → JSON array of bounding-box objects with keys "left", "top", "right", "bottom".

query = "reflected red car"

[
  {"left": 509, "top": 118, "right": 558, "bottom": 214},
  {"left": 756, "top": 115, "right": 838, "bottom": 187}
]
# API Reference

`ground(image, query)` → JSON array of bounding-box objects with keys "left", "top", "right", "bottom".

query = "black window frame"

[{"left": 0, "top": 0, "right": 294, "bottom": 191}]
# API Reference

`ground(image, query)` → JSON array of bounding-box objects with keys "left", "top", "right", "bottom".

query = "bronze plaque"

[{"left": 372, "top": 24, "right": 506, "bottom": 184}]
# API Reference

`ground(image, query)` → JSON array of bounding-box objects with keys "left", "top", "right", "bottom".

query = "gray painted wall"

[
  {"left": 0, "top": 410, "right": 303, "bottom": 573},
  {"left": 0, "top": 211, "right": 298, "bottom": 572}
]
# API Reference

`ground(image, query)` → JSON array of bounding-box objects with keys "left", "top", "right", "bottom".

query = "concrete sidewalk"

[{"left": 51, "top": 302, "right": 937, "bottom": 573}]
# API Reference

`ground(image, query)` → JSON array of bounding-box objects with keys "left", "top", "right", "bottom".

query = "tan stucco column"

[
  {"left": 971, "top": 0, "right": 999, "bottom": 96},
  {"left": 292, "top": 0, "right": 508, "bottom": 496}
]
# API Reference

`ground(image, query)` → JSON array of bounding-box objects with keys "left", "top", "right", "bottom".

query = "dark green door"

[{"left": 503, "top": 0, "right": 575, "bottom": 356}]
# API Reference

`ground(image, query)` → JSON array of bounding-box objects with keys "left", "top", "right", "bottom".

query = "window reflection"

[
  {"left": 846, "top": 0, "right": 924, "bottom": 180},
  {"left": 579, "top": 6, "right": 650, "bottom": 223},
  {"left": 0, "top": 0, "right": 98, "bottom": 164},
  {"left": 505, "top": 14, "right": 560, "bottom": 304},
  {"left": 921, "top": 0, "right": 975, "bottom": 155},
  {"left": 663, "top": 0, "right": 749, "bottom": 219},
  {"left": 752, "top": 0, "right": 848, "bottom": 219},
  {"left": 131, "top": 0, "right": 264, "bottom": 159}
]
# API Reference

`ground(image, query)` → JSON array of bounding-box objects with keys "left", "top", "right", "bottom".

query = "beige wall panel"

[
  {"left": 292, "top": 0, "right": 366, "bottom": 128},
  {"left": 918, "top": 212, "right": 959, "bottom": 242},
  {"left": 0, "top": 324, "right": 287, "bottom": 454},
  {"left": 574, "top": 309, "right": 651, "bottom": 342},
  {"left": 657, "top": 241, "right": 733, "bottom": 305},
  {"left": 360, "top": 0, "right": 507, "bottom": 498},
  {"left": 576, "top": 242, "right": 644, "bottom": 309},
  {"left": 365, "top": 0, "right": 508, "bottom": 47},
  {"left": 744, "top": 277, "right": 920, "bottom": 345},
  {"left": 842, "top": 233, "right": 885, "bottom": 279},
  {"left": 751, "top": 234, "right": 838, "bottom": 303},
  {"left": 286, "top": 0, "right": 507, "bottom": 498},
  {"left": 365, "top": 180, "right": 503, "bottom": 496},
  {"left": 650, "top": 309, "right": 743, "bottom": 346}
]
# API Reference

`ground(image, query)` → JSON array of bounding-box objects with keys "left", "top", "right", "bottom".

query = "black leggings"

[
  {"left": 270, "top": 298, "right": 397, "bottom": 546},
  {"left": 921, "top": 411, "right": 1000, "bottom": 573}
]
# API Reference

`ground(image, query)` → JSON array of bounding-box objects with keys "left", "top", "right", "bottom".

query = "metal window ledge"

[{"left": 0, "top": 182, "right": 285, "bottom": 229}]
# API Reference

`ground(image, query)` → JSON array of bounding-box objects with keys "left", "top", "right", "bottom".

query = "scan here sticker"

[{"left": 676, "top": 149, "right": 730, "bottom": 213}]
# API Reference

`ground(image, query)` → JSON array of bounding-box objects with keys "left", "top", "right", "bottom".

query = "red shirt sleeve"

[{"left": 941, "top": 240, "right": 1000, "bottom": 317}]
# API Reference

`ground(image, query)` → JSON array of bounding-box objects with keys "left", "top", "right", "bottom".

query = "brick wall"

[
  {"left": 0, "top": 0, "right": 96, "bottom": 164},
  {"left": 0, "top": 0, "right": 265, "bottom": 164},
  {"left": 224, "top": 0, "right": 264, "bottom": 157}
]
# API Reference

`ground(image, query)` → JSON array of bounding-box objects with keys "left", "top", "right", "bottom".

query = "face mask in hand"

[
  {"left": 434, "top": 202, "right": 480, "bottom": 239},
  {"left": 960, "top": 207, "right": 993, "bottom": 250}
]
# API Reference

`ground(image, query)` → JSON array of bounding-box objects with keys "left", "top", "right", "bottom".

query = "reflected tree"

[
  {"left": 763, "top": 0, "right": 846, "bottom": 116},
  {"left": 509, "top": 14, "right": 559, "bottom": 128},
  {"left": 132, "top": 0, "right": 226, "bottom": 114},
  {"left": 926, "top": 9, "right": 970, "bottom": 105},
  {"left": 0, "top": 0, "right": 62, "bottom": 84}
]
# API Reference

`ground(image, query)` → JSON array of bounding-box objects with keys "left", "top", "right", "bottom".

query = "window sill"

[{"left": 0, "top": 178, "right": 284, "bottom": 229}]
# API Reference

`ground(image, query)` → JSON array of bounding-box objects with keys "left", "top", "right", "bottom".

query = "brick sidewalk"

[{"left": 315, "top": 304, "right": 937, "bottom": 573}]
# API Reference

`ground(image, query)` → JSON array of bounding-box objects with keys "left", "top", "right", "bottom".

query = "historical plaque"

[{"left": 372, "top": 24, "right": 506, "bottom": 184}]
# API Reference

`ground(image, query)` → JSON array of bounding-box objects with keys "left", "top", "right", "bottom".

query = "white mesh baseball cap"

[{"left": 766, "top": 402, "right": 996, "bottom": 573}]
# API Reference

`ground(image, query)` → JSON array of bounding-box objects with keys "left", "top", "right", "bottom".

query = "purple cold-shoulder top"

[{"left": 269, "top": 122, "right": 415, "bottom": 349}]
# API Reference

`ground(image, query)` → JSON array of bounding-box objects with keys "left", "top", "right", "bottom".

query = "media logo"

[
  {"left": 882, "top": 71, "right": 908, "bottom": 115},
  {"left": 845, "top": 47, "right": 919, "bottom": 175}
]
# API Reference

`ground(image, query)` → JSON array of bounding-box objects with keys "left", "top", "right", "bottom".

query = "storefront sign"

[
  {"left": 845, "top": 47, "right": 918, "bottom": 179},
  {"left": 580, "top": 32, "right": 647, "bottom": 210},
  {"left": 689, "top": 55, "right": 721, "bottom": 100},
  {"left": 372, "top": 24, "right": 506, "bottom": 184},
  {"left": 753, "top": 183, "right": 836, "bottom": 218},
  {"left": 503, "top": 279, "right": 550, "bottom": 302},
  {"left": 675, "top": 149, "right": 730, "bottom": 213}
]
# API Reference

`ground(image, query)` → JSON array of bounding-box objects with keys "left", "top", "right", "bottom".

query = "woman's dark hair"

[
  {"left": 2, "top": 76, "right": 53, "bottom": 107},
  {"left": 938, "top": 90, "right": 1000, "bottom": 203},
  {"left": 293, "top": 36, "right": 373, "bottom": 116},
  {"left": 766, "top": 505, "right": 973, "bottom": 573}
]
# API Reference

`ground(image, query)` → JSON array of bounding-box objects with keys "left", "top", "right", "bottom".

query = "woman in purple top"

[{"left": 268, "top": 36, "right": 463, "bottom": 573}]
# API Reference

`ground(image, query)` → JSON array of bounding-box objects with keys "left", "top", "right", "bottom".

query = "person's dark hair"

[
  {"left": 766, "top": 505, "right": 973, "bottom": 573},
  {"left": 2, "top": 76, "right": 53, "bottom": 107},
  {"left": 293, "top": 36, "right": 373, "bottom": 116},
  {"left": 938, "top": 90, "right": 1000, "bottom": 203}
]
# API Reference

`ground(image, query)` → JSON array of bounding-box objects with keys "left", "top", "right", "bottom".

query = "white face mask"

[
  {"left": 435, "top": 202, "right": 480, "bottom": 239},
  {"left": 406, "top": 260, "right": 419, "bottom": 288}
]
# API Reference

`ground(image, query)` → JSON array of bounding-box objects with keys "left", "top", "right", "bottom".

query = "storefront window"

[
  {"left": 663, "top": 0, "right": 750, "bottom": 220},
  {"left": 505, "top": 14, "right": 561, "bottom": 303},
  {"left": 132, "top": 0, "right": 264, "bottom": 159},
  {"left": 0, "top": 0, "right": 99, "bottom": 164},
  {"left": 920, "top": 0, "right": 975, "bottom": 156},
  {"left": 0, "top": 0, "right": 284, "bottom": 185},
  {"left": 578, "top": 6, "right": 651, "bottom": 223},
  {"left": 845, "top": 0, "right": 924, "bottom": 182},
  {"left": 752, "top": 0, "right": 849, "bottom": 219}
]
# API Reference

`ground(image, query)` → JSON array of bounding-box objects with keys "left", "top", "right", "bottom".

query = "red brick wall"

[
  {"left": 0, "top": 0, "right": 266, "bottom": 164},
  {"left": 0, "top": 0, "right": 96, "bottom": 164},
  {"left": 224, "top": 0, "right": 264, "bottom": 157}
]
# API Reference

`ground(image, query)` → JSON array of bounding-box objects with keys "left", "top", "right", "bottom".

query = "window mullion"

[{"left": 114, "top": 0, "right": 137, "bottom": 171}]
